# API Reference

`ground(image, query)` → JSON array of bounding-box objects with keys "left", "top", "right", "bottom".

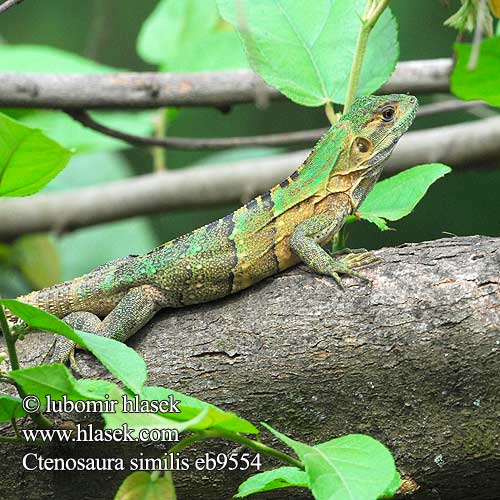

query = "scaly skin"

[{"left": 5, "top": 94, "right": 418, "bottom": 362}]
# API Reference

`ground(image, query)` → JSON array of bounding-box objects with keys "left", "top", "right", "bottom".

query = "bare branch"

[
  {"left": 0, "top": 0, "right": 23, "bottom": 15},
  {"left": 1, "top": 116, "right": 499, "bottom": 240},
  {"left": 0, "top": 59, "right": 452, "bottom": 109},
  {"left": 66, "top": 98, "right": 489, "bottom": 151}
]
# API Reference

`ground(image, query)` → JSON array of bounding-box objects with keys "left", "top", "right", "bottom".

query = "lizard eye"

[
  {"left": 381, "top": 106, "right": 395, "bottom": 122},
  {"left": 356, "top": 137, "right": 371, "bottom": 153}
]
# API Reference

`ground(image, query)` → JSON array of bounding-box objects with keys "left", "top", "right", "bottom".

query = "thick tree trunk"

[{"left": 1, "top": 235, "right": 499, "bottom": 500}]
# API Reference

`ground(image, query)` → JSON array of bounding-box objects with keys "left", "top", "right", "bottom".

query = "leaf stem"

[
  {"left": 343, "top": 0, "right": 391, "bottom": 114},
  {"left": 325, "top": 101, "right": 336, "bottom": 125},
  {"left": 467, "top": 0, "right": 486, "bottom": 70},
  {"left": 169, "top": 429, "right": 304, "bottom": 470}
]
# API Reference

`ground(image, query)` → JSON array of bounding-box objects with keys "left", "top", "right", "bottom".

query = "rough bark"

[{"left": 1, "top": 235, "right": 499, "bottom": 500}]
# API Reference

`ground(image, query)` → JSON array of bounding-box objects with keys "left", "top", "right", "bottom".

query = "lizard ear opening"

[{"left": 352, "top": 137, "right": 373, "bottom": 155}]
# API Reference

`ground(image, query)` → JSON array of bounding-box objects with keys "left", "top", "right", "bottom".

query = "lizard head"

[{"left": 340, "top": 93, "right": 418, "bottom": 175}]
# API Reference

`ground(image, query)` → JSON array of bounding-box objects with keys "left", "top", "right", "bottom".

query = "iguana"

[{"left": 4, "top": 94, "right": 418, "bottom": 364}]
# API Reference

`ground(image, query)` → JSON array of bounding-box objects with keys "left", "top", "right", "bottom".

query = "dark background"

[{"left": 1, "top": 0, "right": 499, "bottom": 293}]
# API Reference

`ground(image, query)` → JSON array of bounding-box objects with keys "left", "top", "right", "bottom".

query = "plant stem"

[
  {"left": 152, "top": 109, "right": 168, "bottom": 172},
  {"left": 343, "top": 0, "right": 391, "bottom": 114},
  {"left": 0, "top": 300, "right": 53, "bottom": 430},
  {"left": 169, "top": 429, "right": 304, "bottom": 470},
  {"left": 0, "top": 302, "right": 20, "bottom": 371},
  {"left": 467, "top": 0, "right": 486, "bottom": 70}
]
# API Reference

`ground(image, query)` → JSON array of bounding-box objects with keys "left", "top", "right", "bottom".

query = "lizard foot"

[
  {"left": 326, "top": 251, "right": 381, "bottom": 288},
  {"left": 337, "top": 250, "right": 381, "bottom": 270}
]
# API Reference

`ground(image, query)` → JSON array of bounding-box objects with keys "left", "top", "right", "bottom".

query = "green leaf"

[
  {"left": 115, "top": 471, "right": 176, "bottom": 500},
  {"left": 217, "top": 0, "right": 398, "bottom": 106},
  {"left": 379, "top": 471, "right": 401, "bottom": 499},
  {"left": 141, "top": 386, "right": 258, "bottom": 434},
  {"left": 0, "top": 45, "right": 117, "bottom": 72},
  {"left": 12, "top": 234, "right": 62, "bottom": 289},
  {"left": 235, "top": 467, "right": 308, "bottom": 498},
  {"left": 103, "top": 385, "right": 204, "bottom": 437},
  {"left": 9, "top": 364, "right": 86, "bottom": 403},
  {"left": 0, "top": 300, "right": 147, "bottom": 394},
  {"left": 358, "top": 163, "right": 452, "bottom": 230},
  {"left": 0, "top": 113, "right": 73, "bottom": 197},
  {"left": 137, "top": 0, "right": 248, "bottom": 71},
  {"left": 0, "top": 394, "right": 27, "bottom": 422},
  {"left": 451, "top": 37, "right": 500, "bottom": 106},
  {"left": 262, "top": 424, "right": 397, "bottom": 500}
]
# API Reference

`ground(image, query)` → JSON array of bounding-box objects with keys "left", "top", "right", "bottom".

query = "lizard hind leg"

[
  {"left": 49, "top": 311, "right": 102, "bottom": 371},
  {"left": 51, "top": 285, "right": 164, "bottom": 370}
]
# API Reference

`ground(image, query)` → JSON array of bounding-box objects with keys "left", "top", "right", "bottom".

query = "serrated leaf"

[
  {"left": 451, "top": 37, "right": 500, "bottom": 106},
  {"left": 0, "top": 113, "right": 73, "bottom": 197},
  {"left": 360, "top": 214, "right": 391, "bottom": 231},
  {"left": 217, "top": 0, "right": 398, "bottom": 106},
  {"left": 358, "top": 163, "right": 452, "bottom": 230},
  {"left": 235, "top": 467, "right": 308, "bottom": 498},
  {"left": 141, "top": 386, "right": 258, "bottom": 434},
  {"left": 262, "top": 423, "right": 397, "bottom": 500},
  {"left": 0, "top": 300, "right": 147, "bottom": 394},
  {"left": 115, "top": 471, "right": 176, "bottom": 500},
  {"left": 137, "top": 0, "right": 247, "bottom": 71},
  {"left": 0, "top": 394, "right": 27, "bottom": 422}
]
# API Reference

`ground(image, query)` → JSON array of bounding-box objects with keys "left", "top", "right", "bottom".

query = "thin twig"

[
  {"left": 0, "top": 0, "right": 23, "bottom": 14},
  {"left": 64, "top": 109, "right": 327, "bottom": 150},
  {"left": 65, "top": 99, "right": 489, "bottom": 151}
]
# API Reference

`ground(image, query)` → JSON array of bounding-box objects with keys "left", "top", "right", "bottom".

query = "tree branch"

[
  {"left": 1, "top": 115, "right": 500, "bottom": 240},
  {"left": 1, "top": 236, "right": 499, "bottom": 499},
  {"left": 0, "top": 0, "right": 23, "bottom": 15},
  {"left": 64, "top": 99, "right": 490, "bottom": 151},
  {"left": 0, "top": 59, "right": 452, "bottom": 109}
]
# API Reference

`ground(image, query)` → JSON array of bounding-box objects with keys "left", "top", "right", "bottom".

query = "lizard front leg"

[
  {"left": 52, "top": 285, "right": 164, "bottom": 365},
  {"left": 290, "top": 213, "right": 377, "bottom": 288}
]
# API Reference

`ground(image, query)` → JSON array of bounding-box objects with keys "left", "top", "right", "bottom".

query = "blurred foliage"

[{"left": 137, "top": 0, "right": 248, "bottom": 71}]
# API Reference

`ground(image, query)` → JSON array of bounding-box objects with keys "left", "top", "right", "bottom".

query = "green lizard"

[{"left": 4, "top": 94, "right": 418, "bottom": 364}]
